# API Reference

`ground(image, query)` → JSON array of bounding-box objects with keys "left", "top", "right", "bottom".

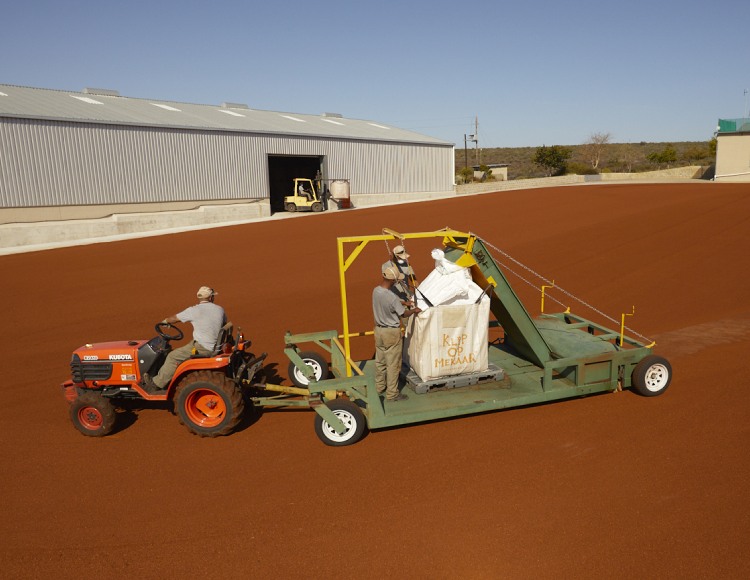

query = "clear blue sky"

[{"left": 3, "top": 0, "right": 749, "bottom": 148}]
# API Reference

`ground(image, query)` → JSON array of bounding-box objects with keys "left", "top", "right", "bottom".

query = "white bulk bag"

[
  {"left": 415, "top": 249, "right": 480, "bottom": 308},
  {"left": 404, "top": 298, "right": 490, "bottom": 381},
  {"left": 404, "top": 249, "right": 490, "bottom": 381}
]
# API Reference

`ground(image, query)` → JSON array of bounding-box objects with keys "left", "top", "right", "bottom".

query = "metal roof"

[{"left": 0, "top": 84, "right": 451, "bottom": 146}]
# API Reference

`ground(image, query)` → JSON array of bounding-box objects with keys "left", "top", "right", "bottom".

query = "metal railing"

[{"left": 717, "top": 118, "right": 750, "bottom": 133}]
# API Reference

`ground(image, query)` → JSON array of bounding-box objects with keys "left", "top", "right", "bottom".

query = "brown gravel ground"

[{"left": 1, "top": 182, "right": 749, "bottom": 579}]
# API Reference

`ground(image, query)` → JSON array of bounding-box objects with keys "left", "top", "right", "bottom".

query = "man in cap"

[
  {"left": 381, "top": 244, "right": 418, "bottom": 304},
  {"left": 144, "top": 286, "right": 227, "bottom": 391},
  {"left": 373, "top": 266, "right": 421, "bottom": 402}
]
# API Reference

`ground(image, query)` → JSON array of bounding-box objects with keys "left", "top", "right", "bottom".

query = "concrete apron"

[
  {"left": 0, "top": 201, "right": 275, "bottom": 255},
  {"left": 0, "top": 168, "right": 707, "bottom": 255},
  {"left": 0, "top": 190, "right": 456, "bottom": 255}
]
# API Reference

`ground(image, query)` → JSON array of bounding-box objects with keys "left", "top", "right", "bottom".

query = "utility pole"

[
  {"left": 467, "top": 116, "right": 479, "bottom": 170},
  {"left": 745, "top": 89, "right": 749, "bottom": 118},
  {"left": 474, "top": 116, "right": 480, "bottom": 166}
]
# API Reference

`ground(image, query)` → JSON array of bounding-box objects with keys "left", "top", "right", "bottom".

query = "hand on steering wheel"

[{"left": 155, "top": 321, "right": 184, "bottom": 341}]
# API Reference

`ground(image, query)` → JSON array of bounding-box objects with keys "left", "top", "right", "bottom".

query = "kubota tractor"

[{"left": 61, "top": 322, "right": 266, "bottom": 438}]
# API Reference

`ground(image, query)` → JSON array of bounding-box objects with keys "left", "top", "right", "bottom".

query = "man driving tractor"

[{"left": 143, "top": 286, "right": 226, "bottom": 390}]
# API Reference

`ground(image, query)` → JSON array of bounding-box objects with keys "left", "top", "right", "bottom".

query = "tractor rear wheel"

[
  {"left": 285, "top": 203, "right": 297, "bottom": 212},
  {"left": 311, "top": 202, "right": 324, "bottom": 212},
  {"left": 174, "top": 371, "right": 245, "bottom": 437},
  {"left": 631, "top": 355, "right": 672, "bottom": 397},
  {"left": 70, "top": 391, "right": 116, "bottom": 437},
  {"left": 288, "top": 351, "right": 329, "bottom": 388},
  {"left": 314, "top": 400, "right": 366, "bottom": 446}
]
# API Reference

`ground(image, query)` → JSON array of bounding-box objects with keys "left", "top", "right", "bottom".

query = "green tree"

[
  {"left": 683, "top": 145, "right": 709, "bottom": 163},
  {"left": 456, "top": 166, "right": 474, "bottom": 184},
  {"left": 647, "top": 144, "right": 677, "bottom": 168},
  {"left": 708, "top": 137, "right": 717, "bottom": 157},
  {"left": 533, "top": 145, "right": 572, "bottom": 176},
  {"left": 661, "top": 144, "right": 677, "bottom": 167},
  {"left": 478, "top": 164, "right": 495, "bottom": 181}
]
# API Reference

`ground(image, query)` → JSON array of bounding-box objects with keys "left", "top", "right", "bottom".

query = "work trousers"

[
  {"left": 153, "top": 340, "right": 212, "bottom": 388},
  {"left": 374, "top": 326, "right": 403, "bottom": 400}
]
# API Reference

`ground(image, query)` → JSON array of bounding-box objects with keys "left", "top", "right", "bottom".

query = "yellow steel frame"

[{"left": 336, "top": 227, "right": 473, "bottom": 376}]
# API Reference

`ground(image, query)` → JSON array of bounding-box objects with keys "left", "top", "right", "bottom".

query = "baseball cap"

[
  {"left": 197, "top": 286, "right": 217, "bottom": 300},
  {"left": 393, "top": 245, "right": 410, "bottom": 259},
  {"left": 383, "top": 266, "right": 405, "bottom": 281}
]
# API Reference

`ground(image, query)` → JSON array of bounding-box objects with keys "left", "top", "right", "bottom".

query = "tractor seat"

[{"left": 191, "top": 322, "right": 234, "bottom": 358}]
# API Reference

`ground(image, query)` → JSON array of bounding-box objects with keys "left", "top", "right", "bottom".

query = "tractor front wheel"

[
  {"left": 631, "top": 355, "right": 672, "bottom": 397},
  {"left": 314, "top": 400, "right": 367, "bottom": 446},
  {"left": 174, "top": 371, "right": 245, "bottom": 437},
  {"left": 311, "top": 202, "right": 324, "bottom": 212},
  {"left": 70, "top": 391, "right": 116, "bottom": 437}
]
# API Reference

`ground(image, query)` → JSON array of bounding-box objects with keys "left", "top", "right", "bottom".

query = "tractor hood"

[
  {"left": 72, "top": 340, "right": 148, "bottom": 362},
  {"left": 69, "top": 339, "right": 162, "bottom": 387}
]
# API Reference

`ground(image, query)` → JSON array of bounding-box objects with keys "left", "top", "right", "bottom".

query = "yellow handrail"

[
  {"left": 541, "top": 280, "right": 555, "bottom": 313},
  {"left": 620, "top": 306, "right": 635, "bottom": 346},
  {"left": 337, "top": 228, "right": 473, "bottom": 376}
]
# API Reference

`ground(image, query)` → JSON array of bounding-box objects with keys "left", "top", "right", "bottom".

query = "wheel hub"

[
  {"left": 324, "top": 410, "right": 354, "bottom": 440},
  {"left": 79, "top": 407, "right": 103, "bottom": 428},
  {"left": 185, "top": 389, "right": 227, "bottom": 426},
  {"left": 645, "top": 364, "right": 668, "bottom": 390}
]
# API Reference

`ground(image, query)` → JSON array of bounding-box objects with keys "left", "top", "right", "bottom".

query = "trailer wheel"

[
  {"left": 631, "top": 355, "right": 672, "bottom": 397},
  {"left": 311, "top": 202, "right": 324, "bottom": 212},
  {"left": 175, "top": 371, "right": 245, "bottom": 437},
  {"left": 314, "top": 400, "right": 366, "bottom": 446},
  {"left": 285, "top": 203, "right": 297, "bottom": 213},
  {"left": 288, "top": 351, "right": 329, "bottom": 388},
  {"left": 70, "top": 391, "right": 116, "bottom": 437}
]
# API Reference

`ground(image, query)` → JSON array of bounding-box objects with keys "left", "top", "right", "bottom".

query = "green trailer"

[{"left": 250, "top": 229, "right": 672, "bottom": 446}]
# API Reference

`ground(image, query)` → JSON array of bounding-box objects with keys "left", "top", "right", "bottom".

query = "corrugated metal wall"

[
  {"left": 0, "top": 118, "right": 454, "bottom": 208},
  {"left": 325, "top": 140, "right": 454, "bottom": 193}
]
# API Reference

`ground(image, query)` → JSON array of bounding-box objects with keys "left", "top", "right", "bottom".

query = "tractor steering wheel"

[{"left": 155, "top": 322, "right": 184, "bottom": 342}]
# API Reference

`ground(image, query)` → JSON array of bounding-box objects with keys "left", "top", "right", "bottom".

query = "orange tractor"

[{"left": 61, "top": 322, "right": 266, "bottom": 437}]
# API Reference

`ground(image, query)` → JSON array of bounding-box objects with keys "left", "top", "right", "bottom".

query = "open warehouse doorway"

[{"left": 268, "top": 155, "right": 324, "bottom": 213}]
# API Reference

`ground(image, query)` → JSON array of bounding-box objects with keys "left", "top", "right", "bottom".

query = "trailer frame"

[{"left": 254, "top": 228, "right": 667, "bottom": 444}]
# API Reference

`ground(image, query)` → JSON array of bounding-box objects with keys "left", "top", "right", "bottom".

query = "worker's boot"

[{"left": 142, "top": 373, "right": 163, "bottom": 392}]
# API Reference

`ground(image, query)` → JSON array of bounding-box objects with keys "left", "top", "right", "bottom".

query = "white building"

[{"left": 714, "top": 117, "right": 750, "bottom": 182}]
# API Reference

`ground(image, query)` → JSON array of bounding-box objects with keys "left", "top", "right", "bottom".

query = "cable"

[{"left": 476, "top": 234, "right": 653, "bottom": 342}]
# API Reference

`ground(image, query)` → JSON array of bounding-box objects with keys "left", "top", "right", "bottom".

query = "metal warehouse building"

[{"left": 0, "top": 84, "right": 455, "bottom": 239}]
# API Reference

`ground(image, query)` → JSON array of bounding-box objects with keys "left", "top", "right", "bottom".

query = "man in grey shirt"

[
  {"left": 145, "top": 286, "right": 227, "bottom": 390},
  {"left": 381, "top": 244, "right": 418, "bottom": 304},
  {"left": 373, "top": 266, "right": 421, "bottom": 402}
]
